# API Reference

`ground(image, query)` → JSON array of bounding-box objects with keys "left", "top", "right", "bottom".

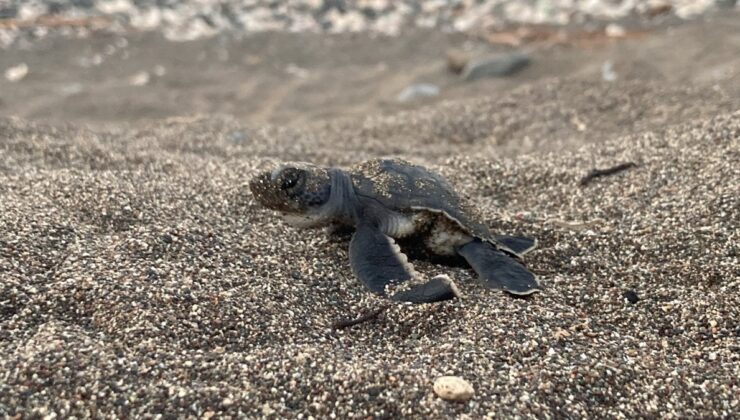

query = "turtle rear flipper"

[
  {"left": 391, "top": 274, "right": 460, "bottom": 303},
  {"left": 349, "top": 222, "right": 459, "bottom": 303},
  {"left": 457, "top": 239, "right": 541, "bottom": 295},
  {"left": 494, "top": 235, "right": 537, "bottom": 256}
]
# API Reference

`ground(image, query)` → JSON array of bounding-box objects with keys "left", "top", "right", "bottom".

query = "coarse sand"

[{"left": 1, "top": 72, "right": 738, "bottom": 417}]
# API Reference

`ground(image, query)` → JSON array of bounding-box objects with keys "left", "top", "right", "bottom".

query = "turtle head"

[{"left": 249, "top": 162, "right": 335, "bottom": 226}]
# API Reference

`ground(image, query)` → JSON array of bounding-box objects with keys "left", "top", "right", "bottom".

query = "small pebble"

[
  {"left": 153, "top": 65, "right": 167, "bottom": 77},
  {"left": 397, "top": 83, "right": 440, "bottom": 102},
  {"left": 461, "top": 53, "right": 530, "bottom": 81},
  {"left": 446, "top": 48, "right": 471, "bottom": 74},
  {"left": 605, "top": 23, "right": 627, "bottom": 37},
  {"left": 602, "top": 61, "right": 618, "bottom": 82},
  {"left": 433, "top": 376, "right": 475, "bottom": 402},
  {"left": 129, "top": 71, "right": 151, "bottom": 86},
  {"left": 4, "top": 63, "right": 28, "bottom": 82}
]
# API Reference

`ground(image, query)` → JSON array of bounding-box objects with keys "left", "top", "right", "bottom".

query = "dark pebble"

[
  {"left": 462, "top": 52, "right": 531, "bottom": 81},
  {"left": 623, "top": 289, "right": 639, "bottom": 304}
]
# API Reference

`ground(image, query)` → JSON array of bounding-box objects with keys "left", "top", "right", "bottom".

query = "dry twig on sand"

[{"left": 580, "top": 162, "right": 637, "bottom": 186}]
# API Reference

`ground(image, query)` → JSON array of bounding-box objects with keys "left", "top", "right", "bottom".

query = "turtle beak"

[
  {"left": 249, "top": 168, "right": 298, "bottom": 212},
  {"left": 249, "top": 162, "right": 284, "bottom": 195},
  {"left": 249, "top": 171, "right": 276, "bottom": 203},
  {"left": 249, "top": 172, "right": 272, "bottom": 195}
]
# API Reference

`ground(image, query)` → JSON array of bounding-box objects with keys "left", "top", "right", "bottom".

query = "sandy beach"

[{"left": 1, "top": 3, "right": 739, "bottom": 418}]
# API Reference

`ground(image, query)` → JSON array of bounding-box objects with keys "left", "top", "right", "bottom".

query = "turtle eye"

[{"left": 279, "top": 168, "right": 302, "bottom": 191}]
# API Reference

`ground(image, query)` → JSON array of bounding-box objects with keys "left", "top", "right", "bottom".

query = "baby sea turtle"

[{"left": 249, "top": 158, "right": 541, "bottom": 303}]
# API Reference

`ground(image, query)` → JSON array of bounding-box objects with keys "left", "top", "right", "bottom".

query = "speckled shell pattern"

[{"left": 348, "top": 158, "right": 493, "bottom": 242}]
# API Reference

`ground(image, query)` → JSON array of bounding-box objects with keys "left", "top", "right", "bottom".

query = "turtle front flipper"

[
  {"left": 349, "top": 222, "right": 460, "bottom": 303},
  {"left": 457, "top": 239, "right": 541, "bottom": 295},
  {"left": 494, "top": 235, "right": 537, "bottom": 256}
]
